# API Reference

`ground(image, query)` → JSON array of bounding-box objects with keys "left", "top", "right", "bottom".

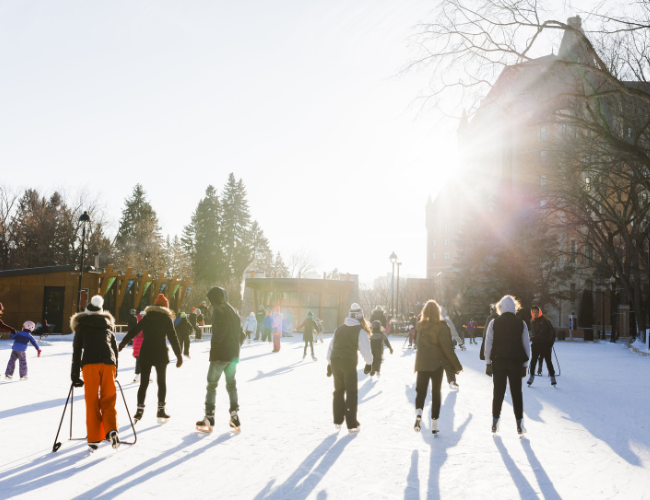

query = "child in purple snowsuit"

[{"left": 5, "top": 321, "right": 41, "bottom": 380}]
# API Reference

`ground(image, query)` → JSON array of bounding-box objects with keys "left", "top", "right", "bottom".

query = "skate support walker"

[
  {"left": 52, "top": 381, "right": 137, "bottom": 453},
  {"left": 528, "top": 346, "right": 562, "bottom": 377}
]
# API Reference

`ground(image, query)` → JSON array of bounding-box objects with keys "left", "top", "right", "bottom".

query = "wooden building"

[
  {"left": 0, "top": 264, "right": 192, "bottom": 337},
  {"left": 244, "top": 276, "right": 356, "bottom": 333}
]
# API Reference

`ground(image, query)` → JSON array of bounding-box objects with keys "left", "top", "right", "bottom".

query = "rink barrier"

[{"left": 626, "top": 344, "right": 650, "bottom": 357}]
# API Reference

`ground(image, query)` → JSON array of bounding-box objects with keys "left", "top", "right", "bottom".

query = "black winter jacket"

[
  {"left": 71, "top": 311, "right": 119, "bottom": 381},
  {"left": 370, "top": 310, "right": 387, "bottom": 328},
  {"left": 176, "top": 317, "right": 194, "bottom": 338},
  {"left": 415, "top": 320, "right": 462, "bottom": 373},
  {"left": 127, "top": 313, "right": 138, "bottom": 331},
  {"left": 297, "top": 317, "right": 319, "bottom": 342},
  {"left": 207, "top": 287, "right": 241, "bottom": 363},
  {"left": 531, "top": 315, "right": 555, "bottom": 346},
  {"left": 120, "top": 306, "right": 182, "bottom": 365}
]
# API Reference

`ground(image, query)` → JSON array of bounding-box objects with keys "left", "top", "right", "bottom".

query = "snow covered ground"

[{"left": 1, "top": 335, "right": 649, "bottom": 500}]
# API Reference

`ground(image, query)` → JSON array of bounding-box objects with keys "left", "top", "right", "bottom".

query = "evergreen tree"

[
  {"left": 273, "top": 252, "right": 289, "bottom": 278},
  {"left": 184, "top": 185, "right": 223, "bottom": 283},
  {"left": 114, "top": 184, "right": 165, "bottom": 273},
  {"left": 250, "top": 220, "right": 273, "bottom": 275},
  {"left": 86, "top": 222, "right": 113, "bottom": 269},
  {"left": 221, "top": 174, "right": 253, "bottom": 277}
]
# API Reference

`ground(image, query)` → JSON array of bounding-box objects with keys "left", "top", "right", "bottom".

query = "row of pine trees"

[{"left": 0, "top": 174, "right": 290, "bottom": 307}]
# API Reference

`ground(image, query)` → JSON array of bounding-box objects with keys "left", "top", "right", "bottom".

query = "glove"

[
  {"left": 37, "top": 350, "right": 42, "bottom": 357},
  {"left": 327, "top": 364, "right": 333, "bottom": 377},
  {"left": 486, "top": 364, "right": 493, "bottom": 377},
  {"left": 72, "top": 375, "right": 84, "bottom": 387},
  {"left": 363, "top": 364, "right": 372, "bottom": 375},
  {"left": 522, "top": 366, "right": 527, "bottom": 378},
  {"left": 10, "top": 328, "right": 16, "bottom": 334},
  {"left": 176, "top": 358, "right": 183, "bottom": 368},
  {"left": 118, "top": 343, "right": 125, "bottom": 352},
  {"left": 390, "top": 349, "right": 394, "bottom": 355}
]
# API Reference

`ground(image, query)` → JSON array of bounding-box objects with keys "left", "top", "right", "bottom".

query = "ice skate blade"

[
  {"left": 348, "top": 428, "right": 359, "bottom": 434},
  {"left": 196, "top": 425, "right": 213, "bottom": 433},
  {"left": 432, "top": 430, "right": 439, "bottom": 436},
  {"left": 157, "top": 418, "right": 169, "bottom": 424}
]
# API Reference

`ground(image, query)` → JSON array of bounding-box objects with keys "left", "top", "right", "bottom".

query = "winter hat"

[
  {"left": 349, "top": 303, "right": 364, "bottom": 320},
  {"left": 86, "top": 295, "right": 104, "bottom": 313},
  {"left": 307, "top": 310, "right": 313, "bottom": 318},
  {"left": 130, "top": 308, "right": 136, "bottom": 315},
  {"left": 154, "top": 294, "right": 169, "bottom": 308},
  {"left": 23, "top": 321, "right": 35, "bottom": 332},
  {"left": 181, "top": 312, "right": 186, "bottom": 318},
  {"left": 497, "top": 295, "right": 519, "bottom": 315},
  {"left": 140, "top": 311, "right": 146, "bottom": 316},
  {"left": 372, "top": 320, "right": 382, "bottom": 333}
]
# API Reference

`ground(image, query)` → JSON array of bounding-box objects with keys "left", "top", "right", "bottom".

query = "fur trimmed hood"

[
  {"left": 144, "top": 305, "right": 176, "bottom": 320},
  {"left": 70, "top": 310, "right": 116, "bottom": 332}
]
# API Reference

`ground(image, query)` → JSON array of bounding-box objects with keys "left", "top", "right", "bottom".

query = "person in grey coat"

[{"left": 370, "top": 320, "right": 393, "bottom": 376}]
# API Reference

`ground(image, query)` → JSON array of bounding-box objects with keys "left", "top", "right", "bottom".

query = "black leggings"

[
  {"left": 415, "top": 367, "right": 444, "bottom": 419},
  {"left": 492, "top": 358, "right": 524, "bottom": 419},
  {"left": 138, "top": 361, "right": 168, "bottom": 405},
  {"left": 331, "top": 358, "right": 358, "bottom": 429},
  {"left": 304, "top": 340, "right": 314, "bottom": 356},
  {"left": 530, "top": 344, "right": 555, "bottom": 376}
]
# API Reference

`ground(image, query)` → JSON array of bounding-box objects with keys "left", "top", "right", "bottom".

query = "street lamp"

[
  {"left": 77, "top": 211, "right": 91, "bottom": 312},
  {"left": 389, "top": 252, "right": 397, "bottom": 316},
  {"left": 643, "top": 225, "right": 650, "bottom": 344},
  {"left": 396, "top": 262, "right": 402, "bottom": 326},
  {"left": 609, "top": 276, "right": 616, "bottom": 343}
]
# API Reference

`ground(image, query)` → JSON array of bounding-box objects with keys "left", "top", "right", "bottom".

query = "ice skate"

[
  {"left": 492, "top": 417, "right": 500, "bottom": 435},
  {"left": 4, "top": 375, "right": 11, "bottom": 380},
  {"left": 517, "top": 418, "right": 527, "bottom": 436},
  {"left": 157, "top": 403, "right": 170, "bottom": 424},
  {"left": 247, "top": 339, "right": 251, "bottom": 345},
  {"left": 537, "top": 369, "right": 542, "bottom": 376},
  {"left": 107, "top": 430, "right": 121, "bottom": 450},
  {"left": 414, "top": 409, "right": 422, "bottom": 432},
  {"left": 370, "top": 370, "right": 376, "bottom": 377},
  {"left": 19, "top": 376, "right": 28, "bottom": 381},
  {"left": 311, "top": 355, "right": 317, "bottom": 362},
  {"left": 184, "top": 354, "right": 191, "bottom": 359},
  {"left": 431, "top": 417, "right": 440, "bottom": 435},
  {"left": 348, "top": 422, "right": 360, "bottom": 433},
  {"left": 133, "top": 373, "right": 140, "bottom": 383},
  {"left": 134, "top": 404, "right": 145, "bottom": 423},
  {"left": 334, "top": 423, "right": 342, "bottom": 431},
  {"left": 375, "top": 372, "right": 381, "bottom": 378},
  {"left": 449, "top": 381, "right": 459, "bottom": 391},
  {"left": 551, "top": 375, "right": 557, "bottom": 386},
  {"left": 527, "top": 374, "right": 535, "bottom": 386},
  {"left": 196, "top": 412, "right": 215, "bottom": 433},
  {"left": 88, "top": 442, "right": 100, "bottom": 452},
  {"left": 229, "top": 410, "right": 241, "bottom": 431},
  {"left": 302, "top": 354, "right": 306, "bottom": 360}
]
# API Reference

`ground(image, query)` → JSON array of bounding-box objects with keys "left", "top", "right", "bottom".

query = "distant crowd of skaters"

[{"left": 1, "top": 288, "right": 558, "bottom": 451}]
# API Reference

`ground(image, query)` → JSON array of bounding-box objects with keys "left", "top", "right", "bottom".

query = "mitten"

[
  {"left": 327, "top": 364, "right": 333, "bottom": 377},
  {"left": 486, "top": 364, "right": 493, "bottom": 377},
  {"left": 118, "top": 343, "right": 125, "bottom": 352},
  {"left": 72, "top": 375, "right": 84, "bottom": 387},
  {"left": 363, "top": 364, "right": 372, "bottom": 375},
  {"left": 37, "top": 350, "right": 42, "bottom": 357}
]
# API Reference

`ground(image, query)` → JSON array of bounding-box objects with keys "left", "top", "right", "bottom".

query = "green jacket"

[{"left": 414, "top": 319, "right": 463, "bottom": 373}]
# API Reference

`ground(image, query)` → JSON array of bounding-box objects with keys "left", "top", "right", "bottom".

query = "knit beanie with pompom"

[
  {"left": 349, "top": 303, "right": 364, "bottom": 320},
  {"left": 86, "top": 295, "right": 104, "bottom": 313},
  {"left": 154, "top": 294, "right": 169, "bottom": 308}
]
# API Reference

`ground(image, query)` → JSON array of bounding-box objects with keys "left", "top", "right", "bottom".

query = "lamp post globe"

[{"left": 77, "top": 211, "right": 91, "bottom": 312}]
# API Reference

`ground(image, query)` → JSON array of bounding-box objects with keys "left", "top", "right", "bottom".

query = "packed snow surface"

[{"left": 1, "top": 336, "right": 649, "bottom": 499}]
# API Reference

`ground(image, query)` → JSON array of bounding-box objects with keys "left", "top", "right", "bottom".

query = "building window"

[
  {"left": 444, "top": 225, "right": 449, "bottom": 233},
  {"left": 432, "top": 239, "right": 436, "bottom": 247},
  {"left": 540, "top": 150, "right": 548, "bottom": 164},
  {"left": 444, "top": 252, "right": 450, "bottom": 260},
  {"left": 570, "top": 240, "right": 577, "bottom": 263},
  {"left": 586, "top": 244, "right": 593, "bottom": 264},
  {"left": 540, "top": 126, "right": 548, "bottom": 140},
  {"left": 617, "top": 209, "right": 622, "bottom": 218},
  {"left": 432, "top": 226, "right": 436, "bottom": 233},
  {"left": 432, "top": 253, "right": 436, "bottom": 260},
  {"left": 444, "top": 238, "right": 450, "bottom": 246},
  {"left": 540, "top": 200, "right": 547, "bottom": 213},
  {"left": 585, "top": 177, "right": 591, "bottom": 192},
  {"left": 628, "top": 127, "right": 632, "bottom": 138},
  {"left": 541, "top": 175, "right": 547, "bottom": 186},
  {"left": 570, "top": 283, "right": 576, "bottom": 301}
]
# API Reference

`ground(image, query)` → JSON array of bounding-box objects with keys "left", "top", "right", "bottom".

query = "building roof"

[{"left": 0, "top": 265, "right": 104, "bottom": 278}]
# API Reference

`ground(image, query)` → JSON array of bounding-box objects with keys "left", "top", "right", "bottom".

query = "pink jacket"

[
  {"left": 272, "top": 313, "right": 284, "bottom": 335},
  {"left": 132, "top": 332, "right": 144, "bottom": 358}
]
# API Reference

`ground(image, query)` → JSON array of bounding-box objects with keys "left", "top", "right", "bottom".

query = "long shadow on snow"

[
  {"left": 0, "top": 384, "right": 137, "bottom": 421},
  {"left": 494, "top": 437, "right": 538, "bottom": 499},
  {"left": 248, "top": 361, "right": 310, "bottom": 381},
  {"left": 404, "top": 450, "right": 420, "bottom": 500},
  {"left": 74, "top": 431, "right": 235, "bottom": 500},
  {"left": 357, "top": 377, "right": 382, "bottom": 405},
  {"left": 424, "top": 392, "right": 471, "bottom": 500},
  {"left": 253, "top": 433, "right": 355, "bottom": 499},
  {"left": 521, "top": 439, "right": 562, "bottom": 500}
]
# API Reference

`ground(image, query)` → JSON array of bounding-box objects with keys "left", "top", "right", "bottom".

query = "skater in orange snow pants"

[{"left": 82, "top": 363, "right": 118, "bottom": 443}]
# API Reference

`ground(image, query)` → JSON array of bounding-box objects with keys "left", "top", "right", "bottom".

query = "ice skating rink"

[{"left": 1, "top": 335, "right": 649, "bottom": 500}]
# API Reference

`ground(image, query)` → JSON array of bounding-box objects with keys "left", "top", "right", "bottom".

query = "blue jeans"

[{"left": 205, "top": 361, "right": 239, "bottom": 413}]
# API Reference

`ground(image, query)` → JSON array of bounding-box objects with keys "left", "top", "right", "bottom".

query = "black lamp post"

[
  {"left": 609, "top": 276, "right": 616, "bottom": 342},
  {"left": 396, "top": 261, "right": 402, "bottom": 326},
  {"left": 77, "top": 211, "right": 91, "bottom": 312},
  {"left": 389, "top": 252, "right": 397, "bottom": 317},
  {"left": 643, "top": 225, "right": 650, "bottom": 343}
]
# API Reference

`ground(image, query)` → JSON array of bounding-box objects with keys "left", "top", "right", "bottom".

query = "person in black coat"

[
  {"left": 176, "top": 312, "right": 194, "bottom": 358},
  {"left": 189, "top": 308, "right": 201, "bottom": 340},
  {"left": 528, "top": 305, "right": 556, "bottom": 385},
  {"left": 370, "top": 320, "right": 393, "bottom": 376},
  {"left": 70, "top": 295, "right": 121, "bottom": 451},
  {"left": 297, "top": 310, "right": 319, "bottom": 361},
  {"left": 196, "top": 287, "right": 242, "bottom": 432},
  {"left": 370, "top": 307, "right": 387, "bottom": 329},
  {"left": 126, "top": 309, "right": 138, "bottom": 346},
  {"left": 119, "top": 294, "right": 183, "bottom": 422},
  {"left": 255, "top": 306, "right": 266, "bottom": 341}
]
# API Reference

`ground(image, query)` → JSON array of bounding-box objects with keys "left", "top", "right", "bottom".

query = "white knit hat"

[
  {"left": 349, "top": 303, "right": 364, "bottom": 320},
  {"left": 23, "top": 321, "right": 36, "bottom": 332},
  {"left": 86, "top": 295, "right": 104, "bottom": 313}
]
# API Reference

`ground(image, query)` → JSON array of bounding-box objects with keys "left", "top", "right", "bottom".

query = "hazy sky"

[{"left": 0, "top": 1, "right": 465, "bottom": 283}]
